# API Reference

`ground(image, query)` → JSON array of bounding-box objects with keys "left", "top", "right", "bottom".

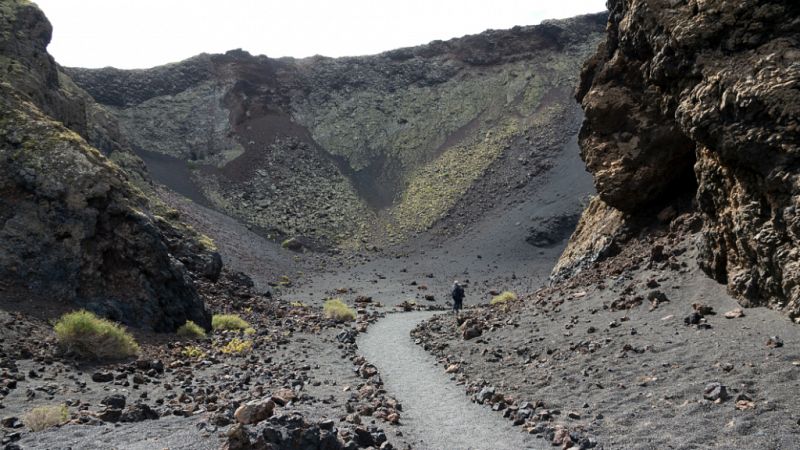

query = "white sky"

[{"left": 33, "top": 0, "right": 607, "bottom": 69}]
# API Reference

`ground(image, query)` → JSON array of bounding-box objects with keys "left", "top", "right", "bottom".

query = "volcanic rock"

[
  {"left": 234, "top": 398, "right": 275, "bottom": 425},
  {"left": 703, "top": 383, "right": 729, "bottom": 403},
  {"left": 562, "top": 0, "right": 800, "bottom": 317},
  {"left": 100, "top": 394, "right": 126, "bottom": 410},
  {"left": 0, "top": 0, "right": 216, "bottom": 331},
  {"left": 119, "top": 404, "right": 159, "bottom": 422}
]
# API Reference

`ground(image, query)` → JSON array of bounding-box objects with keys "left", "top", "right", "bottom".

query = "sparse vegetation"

[
  {"left": 490, "top": 291, "right": 518, "bottom": 305},
  {"left": 390, "top": 120, "right": 521, "bottom": 233},
  {"left": 23, "top": 405, "right": 68, "bottom": 431},
  {"left": 176, "top": 320, "right": 206, "bottom": 339},
  {"left": 197, "top": 233, "right": 217, "bottom": 251},
  {"left": 323, "top": 298, "right": 356, "bottom": 322},
  {"left": 54, "top": 310, "right": 139, "bottom": 359},
  {"left": 181, "top": 345, "right": 206, "bottom": 359},
  {"left": 218, "top": 338, "right": 253, "bottom": 354},
  {"left": 211, "top": 314, "right": 251, "bottom": 332}
]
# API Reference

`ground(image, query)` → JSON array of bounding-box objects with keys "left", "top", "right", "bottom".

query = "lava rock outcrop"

[
  {"left": 560, "top": 0, "right": 800, "bottom": 317},
  {"left": 0, "top": 0, "right": 217, "bottom": 331}
]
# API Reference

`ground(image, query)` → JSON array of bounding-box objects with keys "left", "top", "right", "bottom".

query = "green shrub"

[
  {"left": 54, "top": 310, "right": 139, "bottom": 359},
  {"left": 218, "top": 337, "right": 253, "bottom": 354},
  {"left": 197, "top": 234, "right": 217, "bottom": 251},
  {"left": 490, "top": 291, "right": 518, "bottom": 305},
  {"left": 211, "top": 314, "right": 251, "bottom": 331},
  {"left": 176, "top": 320, "right": 206, "bottom": 339},
  {"left": 323, "top": 298, "right": 356, "bottom": 322},
  {"left": 181, "top": 345, "right": 206, "bottom": 359},
  {"left": 23, "top": 404, "right": 68, "bottom": 431}
]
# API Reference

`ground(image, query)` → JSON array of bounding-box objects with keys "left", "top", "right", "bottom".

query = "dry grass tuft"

[
  {"left": 490, "top": 291, "right": 518, "bottom": 305},
  {"left": 323, "top": 298, "right": 356, "bottom": 322},
  {"left": 218, "top": 338, "right": 253, "bottom": 354},
  {"left": 23, "top": 405, "right": 68, "bottom": 431},
  {"left": 176, "top": 320, "right": 206, "bottom": 339},
  {"left": 211, "top": 314, "right": 251, "bottom": 332},
  {"left": 54, "top": 310, "right": 139, "bottom": 359}
]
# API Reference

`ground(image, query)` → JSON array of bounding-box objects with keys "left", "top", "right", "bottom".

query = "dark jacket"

[{"left": 452, "top": 284, "right": 465, "bottom": 302}]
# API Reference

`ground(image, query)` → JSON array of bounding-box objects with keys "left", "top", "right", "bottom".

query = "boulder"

[
  {"left": 120, "top": 404, "right": 159, "bottom": 422},
  {"left": 100, "top": 394, "right": 126, "bottom": 410},
  {"left": 234, "top": 398, "right": 275, "bottom": 425}
]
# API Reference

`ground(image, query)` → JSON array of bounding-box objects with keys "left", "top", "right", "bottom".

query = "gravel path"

[{"left": 358, "top": 311, "right": 542, "bottom": 450}]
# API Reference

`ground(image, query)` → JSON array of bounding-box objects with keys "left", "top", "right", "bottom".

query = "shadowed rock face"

[
  {"left": 562, "top": 0, "right": 800, "bottom": 318},
  {"left": 0, "top": 0, "right": 217, "bottom": 331},
  {"left": 0, "top": 85, "right": 212, "bottom": 332}
]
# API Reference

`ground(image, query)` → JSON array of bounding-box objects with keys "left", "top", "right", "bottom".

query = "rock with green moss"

[{"left": 0, "top": 83, "right": 213, "bottom": 331}]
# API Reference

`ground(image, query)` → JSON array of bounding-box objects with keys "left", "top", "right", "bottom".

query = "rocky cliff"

[
  {"left": 66, "top": 15, "right": 607, "bottom": 248},
  {"left": 0, "top": 0, "right": 219, "bottom": 331},
  {"left": 557, "top": 0, "right": 800, "bottom": 318}
]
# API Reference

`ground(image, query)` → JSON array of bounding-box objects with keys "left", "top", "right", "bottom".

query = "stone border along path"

[{"left": 358, "top": 311, "right": 542, "bottom": 450}]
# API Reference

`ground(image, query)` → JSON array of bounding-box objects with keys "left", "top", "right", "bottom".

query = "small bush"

[
  {"left": 181, "top": 345, "right": 206, "bottom": 359},
  {"left": 197, "top": 234, "right": 217, "bottom": 251},
  {"left": 176, "top": 320, "right": 206, "bottom": 339},
  {"left": 23, "top": 405, "right": 68, "bottom": 431},
  {"left": 490, "top": 291, "right": 518, "bottom": 305},
  {"left": 54, "top": 310, "right": 139, "bottom": 359},
  {"left": 212, "top": 314, "right": 250, "bottom": 332},
  {"left": 323, "top": 298, "right": 356, "bottom": 322},
  {"left": 219, "top": 338, "right": 253, "bottom": 354}
]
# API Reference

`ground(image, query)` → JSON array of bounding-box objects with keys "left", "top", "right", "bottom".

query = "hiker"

[{"left": 451, "top": 280, "right": 464, "bottom": 314}]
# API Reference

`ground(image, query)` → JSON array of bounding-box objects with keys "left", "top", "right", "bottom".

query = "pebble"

[
  {"left": 766, "top": 336, "right": 784, "bottom": 348},
  {"left": 724, "top": 308, "right": 745, "bottom": 319},
  {"left": 703, "top": 382, "right": 729, "bottom": 402}
]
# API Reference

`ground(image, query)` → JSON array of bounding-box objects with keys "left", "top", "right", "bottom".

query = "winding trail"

[{"left": 358, "top": 311, "right": 541, "bottom": 450}]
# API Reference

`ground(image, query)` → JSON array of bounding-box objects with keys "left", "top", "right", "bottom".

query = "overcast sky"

[{"left": 34, "top": 0, "right": 607, "bottom": 69}]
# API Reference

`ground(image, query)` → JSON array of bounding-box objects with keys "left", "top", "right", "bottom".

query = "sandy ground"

[
  {"left": 15, "top": 416, "right": 221, "bottom": 450},
  {"left": 411, "top": 222, "right": 800, "bottom": 449}
]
